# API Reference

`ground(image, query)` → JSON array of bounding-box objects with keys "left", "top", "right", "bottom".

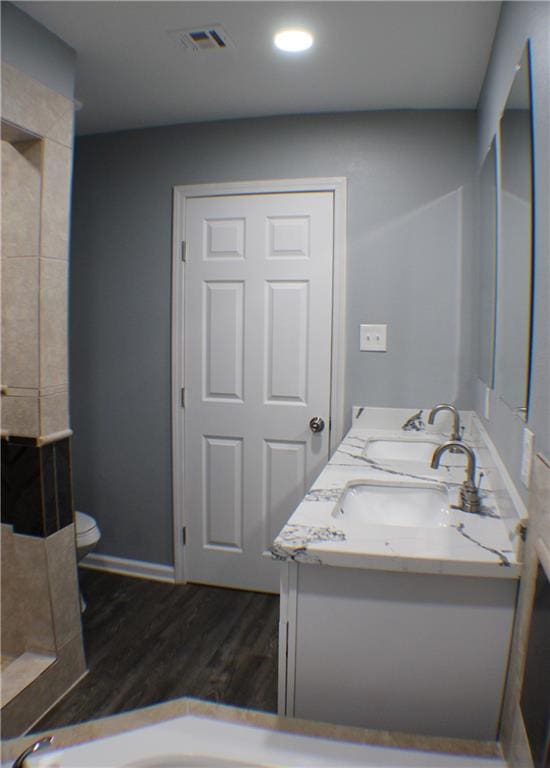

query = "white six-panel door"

[{"left": 182, "top": 191, "right": 334, "bottom": 592}]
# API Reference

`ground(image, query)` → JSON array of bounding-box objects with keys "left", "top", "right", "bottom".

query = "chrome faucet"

[
  {"left": 431, "top": 441, "right": 482, "bottom": 513},
  {"left": 12, "top": 737, "right": 54, "bottom": 768},
  {"left": 428, "top": 403, "right": 461, "bottom": 441}
]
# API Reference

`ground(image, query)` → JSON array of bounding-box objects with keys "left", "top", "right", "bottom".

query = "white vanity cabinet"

[
  {"left": 278, "top": 561, "right": 517, "bottom": 741},
  {"left": 274, "top": 409, "right": 524, "bottom": 741}
]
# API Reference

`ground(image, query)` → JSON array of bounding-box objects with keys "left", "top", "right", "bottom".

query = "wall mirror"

[
  {"left": 494, "top": 43, "right": 534, "bottom": 419},
  {"left": 477, "top": 139, "right": 497, "bottom": 387}
]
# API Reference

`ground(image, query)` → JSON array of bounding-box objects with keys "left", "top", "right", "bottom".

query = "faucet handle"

[{"left": 401, "top": 410, "right": 424, "bottom": 431}]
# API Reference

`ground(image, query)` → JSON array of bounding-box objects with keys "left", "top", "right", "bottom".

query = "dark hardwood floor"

[{"left": 32, "top": 569, "right": 279, "bottom": 732}]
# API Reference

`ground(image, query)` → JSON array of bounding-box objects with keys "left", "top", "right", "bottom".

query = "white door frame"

[{"left": 171, "top": 177, "right": 347, "bottom": 583}]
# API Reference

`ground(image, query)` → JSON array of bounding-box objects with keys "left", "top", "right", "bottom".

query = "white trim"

[
  {"left": 172, "top": 178, "right": 348, "bottom": 583},
  {"left": 279, "top": 561, "right": 298, "bottom": 717},
  {"left": 172, "top": 184, "right": 186, "bottom": 586},
  {"left": 278, "top": 562, "right": 290, "bottom": 715},
  {"left": 328, "top": 179, "right": 348, "bottom": 452},
  {"left": 80, "top": 553, "right": 176, "bottom": 583}
]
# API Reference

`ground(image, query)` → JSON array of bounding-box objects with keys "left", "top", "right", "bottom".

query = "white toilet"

[{"left": 75, "top": 511, "right": 101, "bottom": 611}]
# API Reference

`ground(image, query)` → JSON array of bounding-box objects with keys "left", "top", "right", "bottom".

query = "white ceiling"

[{"left": 15, "top": 1, "right": 501, "bottom": 136}]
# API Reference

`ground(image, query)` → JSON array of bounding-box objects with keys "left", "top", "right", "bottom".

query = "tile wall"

[
  {"left": 500, "top": 452, "right": 550, "bottom": 767},
  {"left": 0, "top": 62, "right": 86, "bottom": 737},
  {"left": 1, "top": 63, "right": 72, "bottom": 439}
]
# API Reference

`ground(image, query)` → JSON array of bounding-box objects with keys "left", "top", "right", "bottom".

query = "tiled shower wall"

[
  {"left": 1, "top": 63, "right": 72, "bottom": 436},
  {"left": 1, "top": 62, "right": 86, "bottom": 737}
]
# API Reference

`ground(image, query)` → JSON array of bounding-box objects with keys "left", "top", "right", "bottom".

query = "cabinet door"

[{"left": 286, "top": 563, "right": 516, "bottom": 740}]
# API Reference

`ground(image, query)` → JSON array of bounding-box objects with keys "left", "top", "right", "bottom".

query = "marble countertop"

[{"left": 270, "top": 408, "right": 523, "bottom": 579}]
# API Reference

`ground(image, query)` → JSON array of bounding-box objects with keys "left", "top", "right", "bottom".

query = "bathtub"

[{"left": 14, "top": 713, "right": 505, "bottom": 768}]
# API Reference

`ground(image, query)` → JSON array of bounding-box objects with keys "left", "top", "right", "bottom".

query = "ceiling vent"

[{"left": 168, "top": 25, "right": 234, "bottom": 52}]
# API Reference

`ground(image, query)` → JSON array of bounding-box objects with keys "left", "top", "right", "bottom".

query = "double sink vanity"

[{"left": 273, "top": 406, "right": 524, "bottom": 742}]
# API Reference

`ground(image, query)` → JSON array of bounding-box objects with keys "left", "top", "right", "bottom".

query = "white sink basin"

[
  {"left": 363, "top": 436, "right": 442, "bottom": 462},
  {"left": 335, "top": 480, "right": 451, "bottom": 528}
]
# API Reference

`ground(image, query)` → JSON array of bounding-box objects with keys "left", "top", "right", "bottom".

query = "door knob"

[{"left": 309, "top": 417, "right": 325, "bottom": 433}]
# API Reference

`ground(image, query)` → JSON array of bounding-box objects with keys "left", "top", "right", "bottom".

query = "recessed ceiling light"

[{"left": 274, "top": 29, "right": 313, "bottom": 53}]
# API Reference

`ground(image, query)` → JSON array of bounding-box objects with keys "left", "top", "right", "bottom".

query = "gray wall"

[
  {"left": 476, "top": 1, "right": 550, "bottom": 496},
  {"left": 1, "top": 2, "right": 76, "bottom": 99},
  {"left": 70, "top": 111, "right": 477, "bottom": 565}
]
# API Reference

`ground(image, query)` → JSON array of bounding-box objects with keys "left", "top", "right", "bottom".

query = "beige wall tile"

[
  {"left": 40, "top": 140, "right": 73, "bottom": 260},
  {"left": 1, "top": 525, "right": 18, "bottom": 655},
  {"left": 532, "top": 454, "right": 550, "bottom": 551},
  {"left": 1, "top": 523, "right": 15, "bottom": 548},
  {"left": 500, "top": 453, "right": 550, "bottom": 767},
  {"left": 506, "top": 714, "right": 535, "bottom": 768},
  {"left": 1, "top": 139, "right": 41, "bottom": 258},
  {"left": 1, "top": 393, "right": 39, "bottom": 436},
  {"left": 40, "top": 258, "right": 68, "bottom": 388},
  {"left": 1, "top": 123, "right": 39, "bottom": 143},
  {"left": 40, "top": 390, "right": 69, "bottom": 436},
  {"left": 0, "top": 634, "right": 86, "bottom": 738},
  {"left": 1, "top": 532, "right": 56, "bottom": 655},
  {"left": 1, "top": 64, "right": 73, "bottom": 439},
  {"left": 1, "top": 652, "right": 56, "bottom": 707},
  {"left": 1, "top": 63, "right": 74, "bottom": 148},
  {"left": 39, "top": 384, "right": 67, "bottom": 397},
  {"left": 1, "top": 257, "right": 40, "bottom": 389},
  {"left": 45, "top": 525, "right": 82, "bottom": 650}
]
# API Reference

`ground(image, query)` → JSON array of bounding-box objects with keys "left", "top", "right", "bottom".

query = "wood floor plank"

[{"left": 31, "top": 570, "right": 279, "bottom": 732}]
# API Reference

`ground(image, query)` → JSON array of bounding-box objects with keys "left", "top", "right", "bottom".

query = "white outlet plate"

[
  {"left": 360, "top": 324, "right": 387, "bottom": 352},
  {"left": 520, "top": 426, "right": 534, "bottom": 488}
]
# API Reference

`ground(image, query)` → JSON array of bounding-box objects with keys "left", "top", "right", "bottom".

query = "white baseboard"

[{"left": 80, "top": 552, "right": 176, "bottom": 583}]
